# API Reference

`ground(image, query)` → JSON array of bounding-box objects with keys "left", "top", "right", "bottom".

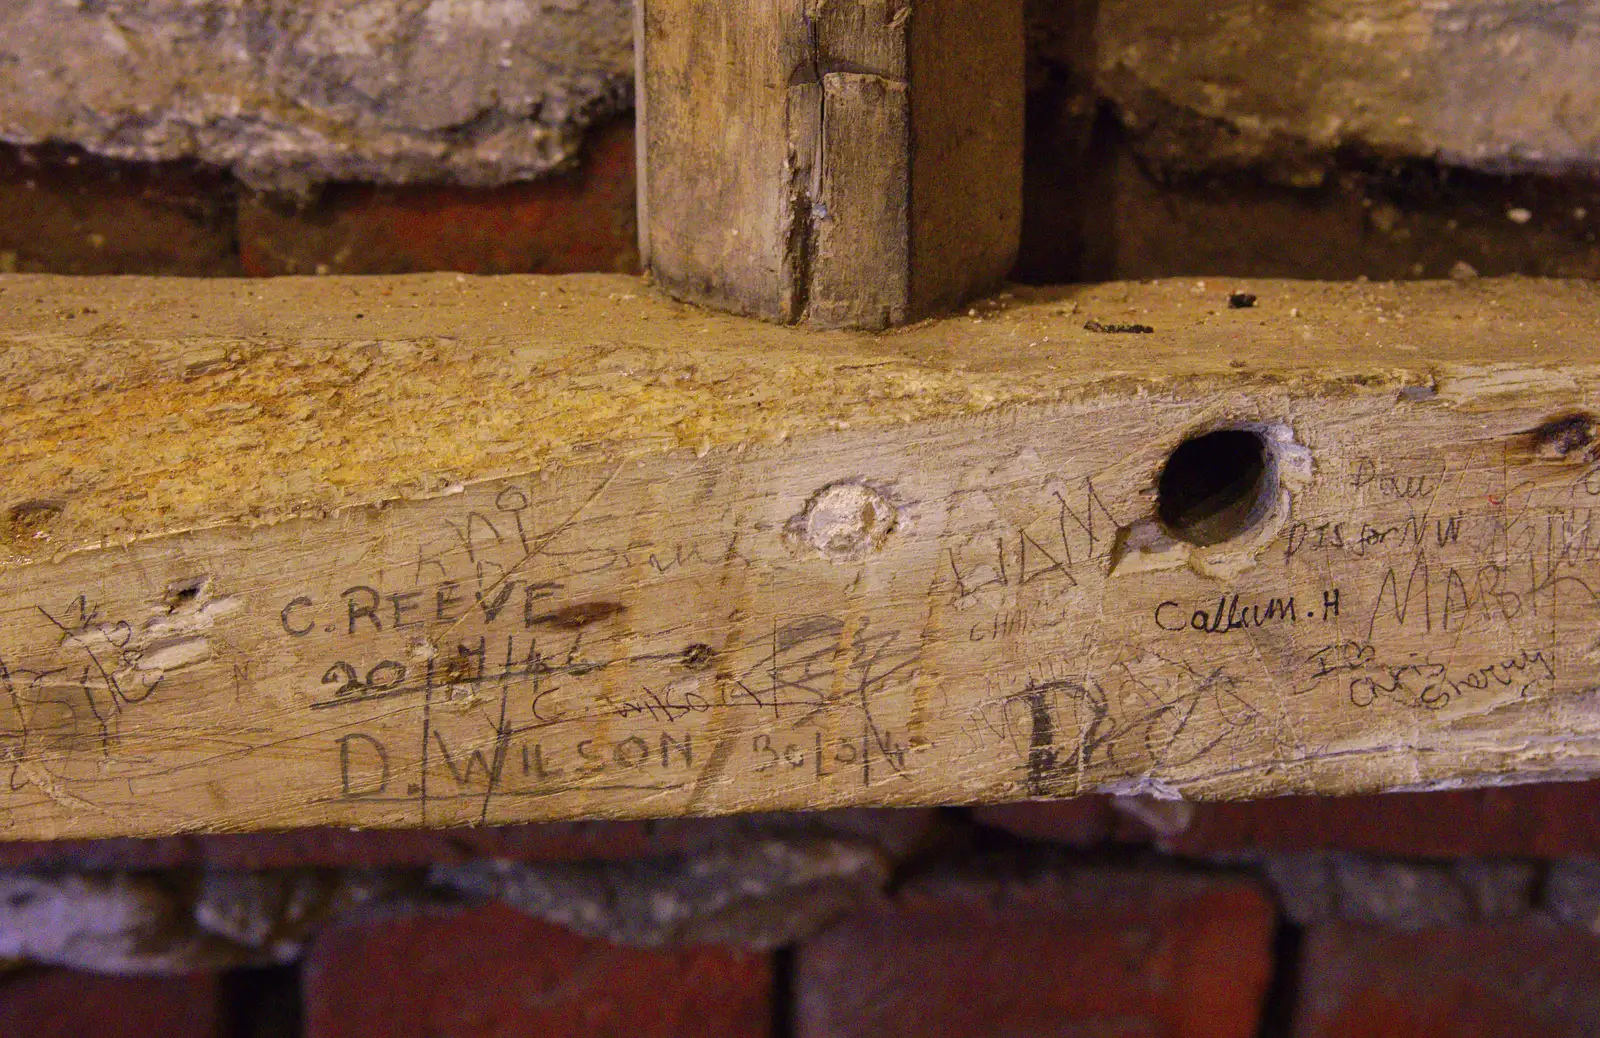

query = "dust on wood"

[{"left": 1, "top": 272, "right": 1600, "bottom": 840}]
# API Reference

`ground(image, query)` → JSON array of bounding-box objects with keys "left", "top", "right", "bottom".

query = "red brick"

[
  {"left": 796, "top": 867, "right": 1275, "bottom": 1038},
  {"left": 0, "top": 836, "right": 197, "bottom": 870},
  {"left": 0, "top": 808, "right": 936, "bottom": 871},
  {"left": 0, "top": 970, "right": 223, "bottom": 1038},
  {"left": 1015, "top": 134, "right": 1600, "bottom": 285},
  {"left": 1121, "top": 781, "right": 1600, "bottom": 859},
  {"left": 972, "top": 797, "right": 1116, "bottom": 846},
  {"left": 1293, "top": 922, "right": 1600, "bottom": 1037},
  {"left": 305, "top": 902, "right": 770, "bottom": 1038},
  {"left": 239, "top": 118, "right": 637, "bottom": 277},
  {"left": 0, "top": 818, "right": 656, "bottom": 870},
  {"left": 197, "top": 821, "right": 676, "bottom": 870},
  {"left": 0, "top": 822, "right": 681, "bottom": 870},
  {"left": 0, "top": 145, "right": 238, "bottom": 276}
]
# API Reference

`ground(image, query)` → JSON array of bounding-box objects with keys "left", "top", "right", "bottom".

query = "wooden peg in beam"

[{"left": 635, "top": 0, "right": 1025, "bottom": 330}]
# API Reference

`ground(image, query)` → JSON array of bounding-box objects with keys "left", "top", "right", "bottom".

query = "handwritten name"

[{"left": 1155, "top": 589, "right": 1340, "bottom": 634}]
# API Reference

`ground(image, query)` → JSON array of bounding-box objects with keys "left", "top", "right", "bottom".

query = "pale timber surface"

[
  {"left": 0, "top": 272, "right": 1598, "bottom": 839},
  {"left": 637, "top": 0, "right": 1023, "bottom": 329}
]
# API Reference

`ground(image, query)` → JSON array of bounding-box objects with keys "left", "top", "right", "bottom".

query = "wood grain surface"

[
  {"left": 1, "top": 272, "right": 1598, "bottom": 839},
  {"left": 636, "top": 0, "right": 1023, "bottom": 329}
]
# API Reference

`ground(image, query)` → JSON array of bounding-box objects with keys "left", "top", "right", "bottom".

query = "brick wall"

[
  {"left": 6, "top": 786, "right": 1600, "bottom": 1036},
  {"left": 9, "top": 96, "right": 1600, "bottom": 287},
  {"left": 0, "top": 118, "right": 640, "bottom": 281}
]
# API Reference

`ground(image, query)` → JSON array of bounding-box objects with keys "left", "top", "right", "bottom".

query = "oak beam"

[
  {"left": 0, "top": 273, "right": 1599, "bottom": 839},
  {"left": 635, "top": 0, "right": 1025, "bottom": 330}
]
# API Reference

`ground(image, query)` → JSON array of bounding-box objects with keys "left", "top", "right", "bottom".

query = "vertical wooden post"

[{"left": 636, "top": 0, "right": 1025, "bottom": 330}]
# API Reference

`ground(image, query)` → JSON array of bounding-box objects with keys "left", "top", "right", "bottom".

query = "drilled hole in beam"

[{"left": 1156, "top": 429, "right": 1276, "bottom": 546}]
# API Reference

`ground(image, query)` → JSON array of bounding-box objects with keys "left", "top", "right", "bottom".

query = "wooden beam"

[
  {"left": 635, "top": 0, "right": 1024, "bottom": 330},
  {"left": 2, "top": 272, "right": 1600, "bottom": 840}
]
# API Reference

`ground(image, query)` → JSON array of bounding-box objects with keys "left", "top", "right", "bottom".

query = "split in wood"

[{"left": 0, "top": 273, "right": 1596, "bottom": 838}]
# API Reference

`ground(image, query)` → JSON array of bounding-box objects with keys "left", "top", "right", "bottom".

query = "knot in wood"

[{"left": 787, "top": 482, "right": 898, "bottom": 562}]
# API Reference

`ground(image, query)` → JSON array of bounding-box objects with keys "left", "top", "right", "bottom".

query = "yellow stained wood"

[{"left": 0, "top": 272, "right": 1598, "bottom": 840}]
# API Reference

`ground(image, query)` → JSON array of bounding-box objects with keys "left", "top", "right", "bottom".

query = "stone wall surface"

[
  {"left": 1089, "top": 0, "right": 1600, "bottom": 183},
  {"left": 7, "top": 0, "right": 1600, "bottom": 192},
  {"left": 0, "top": 0, "right": 634, "bottom": 192},
  {"left": 10, "top": 791, "right": 1600, "bottom": 1036}
]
